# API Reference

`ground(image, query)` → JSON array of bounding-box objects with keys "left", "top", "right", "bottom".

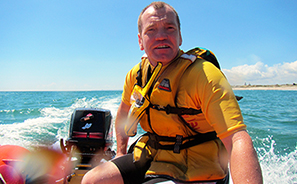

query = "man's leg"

[
  {"left": 81, "top": 161, "right": 124, "bottom": 184},
  {"left": 82, "top": 154, "right": 151, "bottom": 184}
]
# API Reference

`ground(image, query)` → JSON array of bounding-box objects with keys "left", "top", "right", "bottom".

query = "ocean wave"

[
  {"left": 0, "top": 95, "right": 120, "bottom": 149},
  {"left": 257, "top": 135, "right": 297, "bottom": 183},
  {"left": 1, "top": 91, "right": 296, "bottom": 183}
]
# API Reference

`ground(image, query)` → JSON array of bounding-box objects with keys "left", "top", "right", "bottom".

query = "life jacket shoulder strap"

[
  {"left": 135, "top": 47, "right": 219, "bottom": 115},
  {"left": 147, "top": 47, "right": 219, "bottom": 116},
  {"left": 135, "top": 47, "right": 219, "bottom": 87},
  {"left": 136, "top": 62, "right": 143, "bottom": 87},
  {"left": 186, "top": 47, "right": 220, "bottom": 69}
]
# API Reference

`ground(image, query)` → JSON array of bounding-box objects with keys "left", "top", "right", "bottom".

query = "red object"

[
  {"left": 0, "top": 165, "right": 24, "bottom": 184},
  {"left": 86, "top": 113, "right": 93, "bottom": 117},
  {"left": 72, "top": 131, "right": 103, "bottom": 139},
  {"left": 89, "top": 132, "right": 103, "bottom": 139},
  {"left": 0, "top": 145, "right": 29, "bottom": 184},
  {"left": 0, "top": 145, "right": 30, "bottom": 166},
  {"left": 72, "top": 131, "right": 88, "bottom": 138}
]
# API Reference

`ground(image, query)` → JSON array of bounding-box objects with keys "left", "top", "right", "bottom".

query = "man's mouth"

[{"left": 156, "top": 45, "right": 170, "bottom": 49}]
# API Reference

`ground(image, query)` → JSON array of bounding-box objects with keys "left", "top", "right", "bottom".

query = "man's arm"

[
  {"left": 221, "top": 130, "right": 263, "bottom": 184},
  {"left": 115, "top": 101, "right": 131, "bottom": 157},
  {"left": 81, "top": 101, "right": 129, "bottom": 184}
]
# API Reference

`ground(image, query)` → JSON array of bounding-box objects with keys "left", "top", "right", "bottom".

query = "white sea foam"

[
  {"left": 0, "top": 96, "right": 121, "bottom": 148},
  {"left": 257, "top": 136, "right": 297, "bottom": 183},
  {"left": 1, "top": 92, "right": 296, "bottom": 183}
]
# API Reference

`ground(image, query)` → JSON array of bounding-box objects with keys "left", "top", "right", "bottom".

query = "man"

[{"left": 82, "top": 2, "right": 263, "bottom": 184}]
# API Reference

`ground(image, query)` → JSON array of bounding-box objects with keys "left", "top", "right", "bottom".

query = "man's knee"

[{"left": 81, "top": 161, "right": 123, "bottom": 184}]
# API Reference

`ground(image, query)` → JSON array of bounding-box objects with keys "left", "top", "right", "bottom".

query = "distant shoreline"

[
  {"left": 232, "top": 84, "right": 297, "bottom": 91},
  {"left": 1, "top": 85, "right": 297, "bottom": 92}
]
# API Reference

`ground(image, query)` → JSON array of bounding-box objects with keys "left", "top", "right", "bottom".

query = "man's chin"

[{"left": 148, "top": 58, "right": 173, "bottom": 66}]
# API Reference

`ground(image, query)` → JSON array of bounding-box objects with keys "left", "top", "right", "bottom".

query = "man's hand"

[{"left": 115, "top": 101, "right": 131, "bottom": 156}]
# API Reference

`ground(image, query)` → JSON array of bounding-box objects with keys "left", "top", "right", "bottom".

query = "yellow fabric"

[
  {"left": 139, "top": 51, "right": 195, "bottom": 135},
  {"left": 177, "top": 57, "right": 246, "bottom": 139},
  {"left": 121, "top": 49, "right": 246, "bottom": 182},
  {"left": 125, "top": 62, "right": 163, "bottom": 136}
]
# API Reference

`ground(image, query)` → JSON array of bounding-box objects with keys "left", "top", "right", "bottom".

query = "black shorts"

[
  {"left": 111, "top": 154, "right": 174, "bottom": 184},
  {"left": 112, "top": 154, "right": 229, "bottom": 184},
  {"left": 111, "top": 153, "right": 152, "bottom": 184}
]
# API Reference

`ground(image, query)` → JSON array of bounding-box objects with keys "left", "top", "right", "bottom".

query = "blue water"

[{"left": 0, "top": 90, "right": 296, "bottom": 183}]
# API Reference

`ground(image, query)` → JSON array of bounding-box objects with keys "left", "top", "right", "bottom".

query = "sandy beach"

[{"left": 232, "top": 84, "right": 297, "bottom": 91}]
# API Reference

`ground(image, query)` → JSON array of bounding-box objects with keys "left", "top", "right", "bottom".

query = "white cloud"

[{"left": 222, "top": 60, "right": 297, "bottom": 85}]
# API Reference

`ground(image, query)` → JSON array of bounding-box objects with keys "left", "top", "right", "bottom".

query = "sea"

[{"left": 0, "top": 90, "right": 296, "bottom": 184}]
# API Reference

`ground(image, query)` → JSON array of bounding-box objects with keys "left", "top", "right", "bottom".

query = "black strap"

[
  {"left": 150, "top": 104, "right": 202, "bottom": 115},
  {"left": 146, "top": 131, "right": 217, "bottom": 153},
  {"left": 136, "top": 62, "right": 142, "bottom": 86},
  {"left": 199, "top": 49, "right": 220, "bottom": 70}
]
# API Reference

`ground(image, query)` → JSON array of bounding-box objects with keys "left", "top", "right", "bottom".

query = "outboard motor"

[{"left": 61, "top": 108, "right": 115, "bottom": 165}]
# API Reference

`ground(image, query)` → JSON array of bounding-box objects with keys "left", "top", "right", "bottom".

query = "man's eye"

[
  {"left": 144, "top": 29, "right": 155, "bottom": 35},
  {"left": 147, "top": 28, "right": 155, "bottom": 32}
]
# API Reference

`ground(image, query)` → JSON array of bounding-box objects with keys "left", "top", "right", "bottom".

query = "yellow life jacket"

[{"left": 127, "top": 48, "right": 228, "bottom": 182}]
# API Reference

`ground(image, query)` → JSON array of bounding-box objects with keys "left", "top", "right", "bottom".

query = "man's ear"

[
  {"left": 138, "top": 33, "right": 144, "bottom": 51},
  {"left": 179, "top": 31, "right": 182, "bottom": 46}
]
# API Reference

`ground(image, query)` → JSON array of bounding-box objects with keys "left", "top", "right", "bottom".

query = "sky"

[{"left": 1, "top": 0, "right": 296, "bottom": 91}]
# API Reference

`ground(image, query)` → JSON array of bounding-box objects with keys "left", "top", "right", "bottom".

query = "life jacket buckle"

[
  {"left": 173, "top": 135, "right": 183, "bottom": 153},
  {"left": 165, "top": 105, "right": 171, "bottom": 114}
]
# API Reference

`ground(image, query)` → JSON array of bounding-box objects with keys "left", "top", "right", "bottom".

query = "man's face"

[{"left": 138, "top": 6, "right": 182, "bottom": 66}]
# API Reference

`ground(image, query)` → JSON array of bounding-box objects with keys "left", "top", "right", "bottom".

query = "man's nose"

[{"left": 155, "top": 28, "right": 168, "bottom": 40}]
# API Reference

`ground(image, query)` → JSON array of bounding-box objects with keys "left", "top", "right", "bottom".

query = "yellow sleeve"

[
  {"left": 121, "top": 64, "right": 140, "bottom": 106},
  {"left": 180, "top": 60, "right": 246, "bottom": 139}
]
